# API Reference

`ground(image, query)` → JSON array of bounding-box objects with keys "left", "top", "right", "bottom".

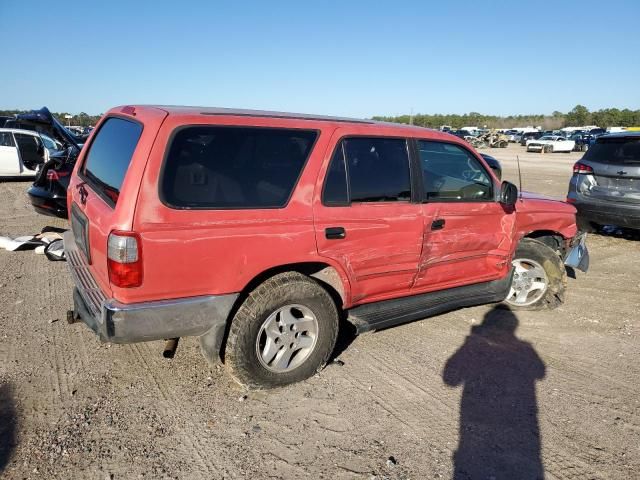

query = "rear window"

[
  {"left": 161, "top": 126, "right": 317, "bottom": 209},
  {"left": 584, "top": 137, "right": 640, "bottom": 165},
  {"left": 82, "top": 117, "right": 143, "bottom": 205}
]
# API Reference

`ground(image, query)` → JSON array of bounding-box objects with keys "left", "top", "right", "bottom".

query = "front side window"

[
  {"left": 82, "top": 117, "right": 143, "bottom": 205},
  {"left": 418, "top": 140, "right": 493, "bottom": 202},
  {"left": 161, "top": 126, "right": 317, "bottom": 209}
]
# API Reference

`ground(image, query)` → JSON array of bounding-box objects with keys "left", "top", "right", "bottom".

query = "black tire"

[
  {"left": 505, "top": 238, "right": 567, "bottom": 310},
  {"left": 224, "top": 272, "right": 339, "bottom": 389}
]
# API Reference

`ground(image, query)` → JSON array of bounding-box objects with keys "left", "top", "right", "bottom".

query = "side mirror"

[{"left": 500, "top": 181, "right": 518, "bottom": 206}]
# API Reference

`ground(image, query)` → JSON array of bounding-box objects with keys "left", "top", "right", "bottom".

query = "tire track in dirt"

[
  {"left": 345, "top": 332, "right": 605, "bottom": 480},
  {"left": 127, "top": 343, "right": 222, "bottom": 478}
]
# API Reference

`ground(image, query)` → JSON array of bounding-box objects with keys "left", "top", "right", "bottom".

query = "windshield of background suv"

[
  {"left": 82, "top": 117, "right": 143, "bottom": 205},
  {"left": 583, "top": 137, "right": 640, "bottom": 165}
]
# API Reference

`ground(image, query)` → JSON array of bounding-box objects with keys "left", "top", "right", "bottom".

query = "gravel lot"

[{"left": 1, "top": 143, "right": 639, "bottom": 479}]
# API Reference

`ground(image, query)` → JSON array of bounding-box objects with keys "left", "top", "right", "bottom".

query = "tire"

[
  {"left": 504, "top": 238, "right": 566, "bottom": 310},
  {"left": 224, "top": 272, "right": 339, "bottom": 389}
]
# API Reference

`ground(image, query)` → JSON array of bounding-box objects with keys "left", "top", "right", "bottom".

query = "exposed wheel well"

[
  {"left": 213, "top": 263, "right": 346, "bottom": 364},
  {"left": 523, "top": 230, "right": 566, "bottom": 256},
  {"left": 239, "top": 263, "right": 345, "bottom": 308}
]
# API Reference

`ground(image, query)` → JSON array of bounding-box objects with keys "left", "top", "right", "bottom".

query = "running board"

[{"left": 347, "top": 269, "right": 514, "bottom": 334}]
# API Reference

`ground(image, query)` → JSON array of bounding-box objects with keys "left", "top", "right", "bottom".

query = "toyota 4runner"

[{"left": 65, "top": 106, "right": 589, "bottom": 388}]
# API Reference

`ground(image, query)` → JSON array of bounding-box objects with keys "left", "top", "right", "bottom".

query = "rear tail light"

[
  {"left": 573, "top": 162, "right": 593, "bottom": 174},
  {"left": 46, "top": 169, "right": 70, "bottom": 181},
  {"left": 107, "top": 231, "right": 143, "bottom": 288}
]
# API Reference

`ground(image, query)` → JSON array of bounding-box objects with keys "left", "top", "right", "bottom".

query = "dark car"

[
  {"left": 0, "top": 116, "right": 13, "bottom": 128},
  {"left": 520, "top": 131, "right": 544, "bottom": 146},
  {"left": 17, "top": 107, "right": 83, "bottom": 218},
  {"left": 567, "top": 132, "right": 640, "bottom": 231},
  {"left": 480, "top": 153, "right": 502, "bottom": 180}
]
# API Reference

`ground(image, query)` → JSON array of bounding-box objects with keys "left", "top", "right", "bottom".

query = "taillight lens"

[
  {"left": 107, "top": 231, "right": 143, "bottom": 288},
  {"left": 46, "top": 169, "right": 70, "bottom": 181},
  {"left": 573, "top": 162, "right": 593, "bottom": 174}
]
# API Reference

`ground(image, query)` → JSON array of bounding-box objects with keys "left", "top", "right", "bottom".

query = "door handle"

[
  {"left": 325, "top": 227, "right": 346, "bottom": 240},
  {"left": 431, "top": 219, "right": 445, "bottom": 230}
]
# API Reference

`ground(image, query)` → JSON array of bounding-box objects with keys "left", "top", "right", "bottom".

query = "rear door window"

[
  {"left": 584, "top": 137, "right": 640, "bottom": 165},
  {"left": 0, "top": 132, "right": 15, "bottom": 147},
  {"left": 82, "top": 117, "right": 143, "bottom": 206},
  {"left": 161, "top": 126, "right": 317, "bottom": 209},
  {"left": 322, "top": 137, "right": 412, "bottom": 205}
]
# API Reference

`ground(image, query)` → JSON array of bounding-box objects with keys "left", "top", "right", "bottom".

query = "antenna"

[{"left": 516, "top": 155, "right": 523, "bottom": 200}]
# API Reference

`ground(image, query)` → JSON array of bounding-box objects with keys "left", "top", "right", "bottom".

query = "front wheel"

[
  {"left": 504, "top": 239, "right": 566, "bottom": 310},
  {"left": 224, "top": 272, "right": 339, "bottom": 389}
]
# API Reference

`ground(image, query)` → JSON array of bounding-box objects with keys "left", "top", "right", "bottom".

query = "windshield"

[{"left": 583, "top": 137, "right": 640, "bottom": 165}]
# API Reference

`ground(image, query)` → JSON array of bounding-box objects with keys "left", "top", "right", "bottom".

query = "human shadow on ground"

[
  {"left": 443, "top": 306, "right": 546, "bottom": 480},
  {"left": 0, "top": 382, "right": 17, "bottom": 473}
]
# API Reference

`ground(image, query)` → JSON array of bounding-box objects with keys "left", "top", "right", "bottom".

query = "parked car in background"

[
  {"left": 526, "top": 135, "right": 575, "bottom": 153},
  {"left": 0, "top": 116, "right": 13, "bottom": 128},
  {"left": 520, "top": 131, "right": 544, "bottom": 146},
  {"left": 14, "top": 107, "right": 84, "bottom": 218},
  {"left": 504, "top": 129, "right": 519, "bottom": 142},
  {"left": 63, "top": 105, "right": 587, "bottom": 388},
  {"left": 0, "top": 128, "right": 48, "bottom": 177},
  {"left": 567, "top": 132, "right": 640, "bottom": 231}
]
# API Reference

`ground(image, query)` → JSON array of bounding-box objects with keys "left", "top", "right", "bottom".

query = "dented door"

[{"left": 412, "top": 139, "right": 514, "bottom": 291}]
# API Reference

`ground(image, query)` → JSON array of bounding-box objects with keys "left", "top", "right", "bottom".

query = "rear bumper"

[
  {"left": 64, "top": 231, "right": 238, "bottom": 344},
  {"left": 572, "top": 197, "right": 640, "bottom": 229},
  {"left": 27, "top": 185, "right": 68, "bottom": 218}
]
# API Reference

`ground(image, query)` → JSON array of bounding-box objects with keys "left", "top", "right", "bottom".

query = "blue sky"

[{"left": 1, "top": 1, "right": 639, "bottom": 117}]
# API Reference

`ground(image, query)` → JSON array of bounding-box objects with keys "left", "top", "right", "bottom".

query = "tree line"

[
  {"left": 2, "top": 104, "right": 639, "bottom": 130},
  {"left": 373, "top": 105, "right": 640, "bottom": 130}
]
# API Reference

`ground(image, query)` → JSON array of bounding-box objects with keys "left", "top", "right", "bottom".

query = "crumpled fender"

[{"left": 514, "top": 193, "right": 578, "bottom": 244}]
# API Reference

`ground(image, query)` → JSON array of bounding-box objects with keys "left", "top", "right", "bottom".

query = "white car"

[
  {"left": 0, "top": 128, "right": 51, "bottom": 177},
  {"left": 526, "top": 135, "right": 575, "bottom": 153}
]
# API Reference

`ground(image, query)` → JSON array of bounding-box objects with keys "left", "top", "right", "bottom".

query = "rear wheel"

[
  {"left": 504, "top": 239, "right": 566, "bottom": 310},
  {"left": 224, "top": 272, "right": 339, "bottom": 389}
]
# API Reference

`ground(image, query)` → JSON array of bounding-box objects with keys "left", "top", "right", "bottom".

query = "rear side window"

[
  {"left": 0, "top": 132, "right": 15, "bottom": 147},
  {"left": 82, "top": 117, "right": 143, "bottom": 205},
  {"left": 323, "top": 137, "right": 411, "bottom": 204},
  {"left": 161, "top": 126, "right": 317, "bottom": 209},
  {"left": 346, "top": 138, "right": 411, "bottom": 202},
  {"left": 584, "top": 137, "right": 640, "bottom": 165}
]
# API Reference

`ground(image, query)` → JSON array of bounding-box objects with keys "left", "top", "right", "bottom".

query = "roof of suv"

[
  {"left": 598, "top": 131, "right": 640, "bottom": 140},
  {"left": 129, "top": 105, "right": 438, "bottom": 134}
]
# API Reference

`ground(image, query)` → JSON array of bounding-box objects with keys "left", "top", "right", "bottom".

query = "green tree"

[{"left": 565, "top": 105, "right": 591, "bottom": 126}]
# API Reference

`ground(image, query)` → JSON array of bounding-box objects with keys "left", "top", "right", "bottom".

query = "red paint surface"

[{"left": 68, "top": 106, "right": 578, "bottom": 308}]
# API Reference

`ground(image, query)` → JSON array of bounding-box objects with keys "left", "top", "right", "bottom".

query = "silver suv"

[{"left": 567, "top": 132, "right": 640, "bottom": 230}]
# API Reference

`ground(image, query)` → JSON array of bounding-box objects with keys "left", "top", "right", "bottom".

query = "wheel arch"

[
  {"left": 208, "top": 262, "right": 348, "bottom": 365},
  {"left": 522, "top": 230, "right": 568, "bottom": 256}
]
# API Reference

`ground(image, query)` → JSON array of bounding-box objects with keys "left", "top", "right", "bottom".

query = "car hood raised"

[{"left": 16, "top": 107, "right": 82, "bottom": 151}]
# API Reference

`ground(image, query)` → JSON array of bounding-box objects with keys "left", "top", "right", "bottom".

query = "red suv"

[{"left": 65, "top": 106, "right": 589, "bottom": 388}]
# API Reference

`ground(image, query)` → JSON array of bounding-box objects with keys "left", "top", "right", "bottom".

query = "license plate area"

[{"left": 71, "top": 203, "right": 91, "bottom": 263}]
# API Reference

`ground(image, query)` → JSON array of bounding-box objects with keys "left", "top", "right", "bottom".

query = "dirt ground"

[{"left": 1, "top": 143, "right": 639, "bottom": 479}]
